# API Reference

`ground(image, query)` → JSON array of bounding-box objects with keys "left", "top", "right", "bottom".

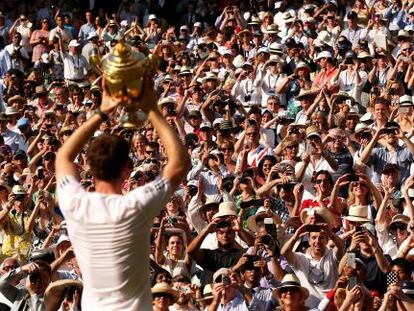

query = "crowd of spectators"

[{"left": 0, "top": 0, "right": 413, "bottom": 310}]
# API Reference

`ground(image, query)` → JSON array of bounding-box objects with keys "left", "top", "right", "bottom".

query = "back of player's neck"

[{"left": 95, "top": 180, "right": 123, "bottom": 195}]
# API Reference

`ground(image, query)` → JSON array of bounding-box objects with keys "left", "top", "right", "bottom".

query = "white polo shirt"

[
  {"left": 57, "top": 175, "right": 172, "bottom": 311},
  {"left": 61, "top": 52, "right": 91, "bottom": 80}
]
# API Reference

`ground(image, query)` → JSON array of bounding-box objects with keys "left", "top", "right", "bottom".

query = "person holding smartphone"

[{"left": 281, "top": 222, "right": 344, "bottom": 308}]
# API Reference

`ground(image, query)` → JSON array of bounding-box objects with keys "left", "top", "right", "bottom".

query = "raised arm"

[{"left": 55, "top": 80, "right": 122, "bottom": 180}]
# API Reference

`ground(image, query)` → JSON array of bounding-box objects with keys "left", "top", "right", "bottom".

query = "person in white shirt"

[
  {"left": 281, "top": 223, "right": 344, "bottom": 309},
  {"left": 340, "top": 11, "right": 363, "bottom": 47},
  {"left": 4, "top": 32, "right": 29, "bottom": 73},
  {"left": 255, "top": 56, "right": 284, "bottom": 108},
  {"left": 337, "top": 51, "right": 367, "bottom": 104},
  {"left": 231, "top": 62, "right": 260, "bottom": 108},
  {"left": 49, "top": 14, "right": 72, "bottom": 51},
  {"left": 55, "top": 77, "right": 190, "bottom": 311},
  {"left": 61, "top": 39, "right": 91, "bottom": 83}
]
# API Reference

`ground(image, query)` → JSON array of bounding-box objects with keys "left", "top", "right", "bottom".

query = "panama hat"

[
  {"left": 265, "top": 24, "right": 278, "bottom": 34},
  {"left": 265, "top": 55, "right": 281, "bottom": 66},
  {"left": 305, "top": 125, "right": 321, "bottom": 139},
  {"left": 294, "top": 62, "right": 311, "bottom": 74},
  {"left": 273, "top": 274, "right": 309, "bottom": 299},
  {"left": 197, "top": 284, "right": 213, "bottom": 302},
  {"left": 7, "top": 95, "right": 26, "bottom": 106},
  {"left": 300, "top": 207, "right": 335, "bottom": 224},
  {"left": 295, "top": 89, "right": 316, "bottom": 101},
  {"left": 212, "top": 201, "right": 238, "bottom": 220},
  {"left": 200, "top": 194, "right": 222, "bottom": 215},
  {"left": 246, "top": 206, "right": 282, "bottom": 232},
  {"left": 44, "top": 280, "right": 83, "bottom": 311},
  {"left": 389, "top": 214, "right": 410, "bottom": 227},
  {"left": 343, "top": 205, "right": 370, "bottom": 223},
  {"left": 238, "top": 29, "right": 253, "bottom": 39},
  {"left": 151, "top": 282, "right": 179, "bottom": 302},
  {"left": 213, "top": 268, "right": 230, "bottom": 283},
  {"left": 157, "top": 97, "right": 176, "bottom": 107},
  {"left": 201, "top": 72, "right": 219, "bottom": 84}
]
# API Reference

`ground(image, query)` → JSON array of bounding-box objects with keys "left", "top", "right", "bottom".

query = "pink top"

[{"left": 31, "top": 30, "right": 50, "bottom": 62}]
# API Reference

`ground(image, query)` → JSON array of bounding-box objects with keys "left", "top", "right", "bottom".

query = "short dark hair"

[
  {"left": 172, "top": 274, "right": 191, "bottom": 284},
  {"left": 34, "top": 260, "right": 52, "bottom": 276},
  {"left": 87, "top": 134, "right": 131, "bottom": 181},
  {"left": 391, "top": 258, "right": 412, "bottom": 276}
]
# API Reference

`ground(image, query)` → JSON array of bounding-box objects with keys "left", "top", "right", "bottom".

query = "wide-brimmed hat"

[
  {"left": 305, "top": 125, "right": 321, "bottom": 139},
  {"left": 399, "top": 95, "right": 413, "bottom": 106},
  {"left": 5, "top": 107, "right": 19, "bottom": 116},
  {"left": 294, "top": 62, "right": 311, "bottom": 74},
  {"left": 238, "top": 29, "right": 253, "bottom": 39},
  {"left": 389, "top": 214, "right": 410, "bottom": 227},
  {"left": 213, "top": 268, "right": 230, "bottom": 283},
  {"left": 397, "top": 30, "right": 411, "bottom": 40},
  {"left": 273, "top": 274, "right": 309, "bottom": 299},
  {"left": 157, "top": 97, "right": 176, "bottom": 107},
  {"left": 300, "top": 207, "right": 335, "bottom": 224},
  {"left": 314, "top": 30, "right": 333, "bottom": 47},
  {"left": 44, "top": 280, "right": 83, "bottom": 311},
  {"left": 283, "top": 12, "right": 296, "bottom": 24},
  {"left": 12, "top": 185, "right": 26, "bottom": 195},
  {"left": 265, "top": 24, "right": 278, "bottom": 34},
  {"left": 179, "top": 66, "right": 192, "bottom": 76},
  {"left": 8, "top": 95, "right": 26, "bottom": 106},
  {"left": 212, "top": 201, "right": 237, "bottom": 220},
  {"left": 343, "top": 205, "right": 370, "bottom": 223},
  {"left": 202, "top": 72, "right": 219, "bottom": 84},
  {"left": 269, "top": 42, "right": 283, "bottom": 55},
  {"left": 357, "top": 51, "right": 372, "bottom": 60},
  {"left": 200, "top": 194, "right": 222, "bottom": 214},
  {"left": 197, "top": 284, "right": 213, "bottom": 302},
  {"left": 151, "top": 282, "right": 179, "bottom": 302},
  {"left": 295, "top": 89, "right": 316, "bottom": 101},
  {"left": 265, "top": 55, "right": 281, "bottom": 66},
  {"left": 351, "top": 123, "right": 373, "bottom": 141},
  {"left": 246, "top": 206, "right": 282, "bottom": 232},
  {"left": 248, "top": 16, "right": 261, "bottom": 25}
]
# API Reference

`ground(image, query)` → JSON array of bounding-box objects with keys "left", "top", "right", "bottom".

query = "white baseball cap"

[
  {"left": 315, "top": 51, "right": 333, "bottom": 60},
  {"left": 68, "top": 39, "right": 80, "bottom": 47}
]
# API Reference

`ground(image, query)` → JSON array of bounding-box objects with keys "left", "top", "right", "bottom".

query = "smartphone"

[
  {"left": 264, "top": 218, "right": 276, "bottom": 236},
  {"left": 347, "top": 252, "right": 356, "bottom": 269},
  {"left": 348, "top": 276, "right": 358, "bottom": 290},
  {"left": 387, "top": 271, "right": 397, "bottom": 289},
  {"left": 355, "top": 226, "right": 363, "bottom": 233},
  {"left": 306, "top": 224, "right": 321, "bottom": 232},
  {"left": 222, "top": 275, "right": 231, "bottom": 286}
]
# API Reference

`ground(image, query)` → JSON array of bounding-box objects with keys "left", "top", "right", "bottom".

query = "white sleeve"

[
  {"left": 57, "top": 175, "right": 86, "bottom": 214},
  {"left": 126, "top": 175, "right": 172, "bottom": 219}
]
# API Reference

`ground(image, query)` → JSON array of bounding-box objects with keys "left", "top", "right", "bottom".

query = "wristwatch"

[{"left": 95, "top": 107, "right": 109, "bottom": 122}]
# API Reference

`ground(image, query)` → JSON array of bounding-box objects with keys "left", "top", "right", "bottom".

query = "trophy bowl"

[{"left": 90, "top": 40, "right": 159, "bottom": 128}]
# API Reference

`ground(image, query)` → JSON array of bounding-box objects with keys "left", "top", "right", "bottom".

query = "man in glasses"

[{"left": 55, "top": 79, "right": 190, "bottom": 310}]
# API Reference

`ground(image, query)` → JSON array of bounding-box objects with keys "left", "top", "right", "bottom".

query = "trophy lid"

[{"left": 101, "top": 41, "right": 145, "bottom": 76}]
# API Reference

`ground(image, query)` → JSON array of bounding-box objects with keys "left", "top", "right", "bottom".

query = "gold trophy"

[{"left": 90, "top": 39, "right": 159, "bottom": 128}]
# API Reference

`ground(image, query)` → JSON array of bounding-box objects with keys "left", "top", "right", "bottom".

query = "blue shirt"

[
  {"left": 368, "top": 145, "right": 414, "bottom": 184},
  {"left": 78, "top": 23, "right": 96, "bottom": 44}
]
